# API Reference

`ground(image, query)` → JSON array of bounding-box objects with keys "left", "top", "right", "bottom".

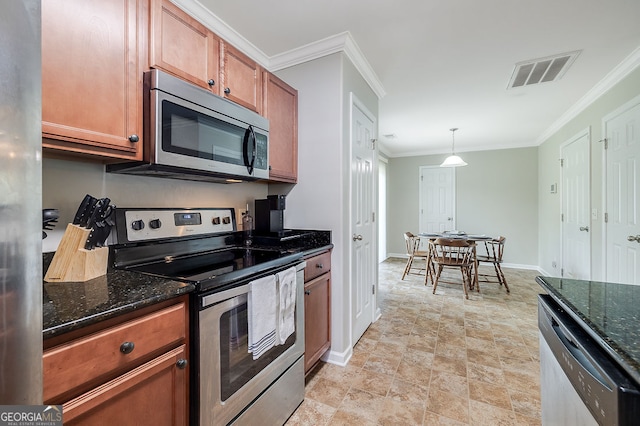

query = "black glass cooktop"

[{"left": 126, "top": 247, "right": 301, "bottom": 290}]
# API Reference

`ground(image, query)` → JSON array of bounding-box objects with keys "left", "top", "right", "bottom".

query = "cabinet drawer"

[
  {"left": 44, "top": 302, "right": 186, "bottom": 402},
  {"left": 304, "top": 251, "right": 331, "bottom": 282}
]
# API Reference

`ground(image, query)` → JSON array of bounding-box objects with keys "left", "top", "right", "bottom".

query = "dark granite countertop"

[
  {"left": 536, "top": 276, "right": 640, "bottom": 385},
  {"left": 43, "top": 229, "right": 331, "bottom": 340},
  {"left": 43, "top": 251, "right": 195, "bottom": 339}
]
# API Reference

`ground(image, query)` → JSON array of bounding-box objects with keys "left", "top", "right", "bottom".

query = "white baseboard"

[
  {"left": 386, "top": 253, "right": 407, "bottom": 260},
  {"left": 501, "top": 262, "right": 541, "bottom": 271},
  {"left": 322, "top": 346, "right": 353, "bottom": 367}
]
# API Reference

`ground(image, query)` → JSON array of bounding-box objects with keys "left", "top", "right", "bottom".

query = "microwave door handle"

[{"left": 243, "top": 125, "right": 256, "bottom": 174}]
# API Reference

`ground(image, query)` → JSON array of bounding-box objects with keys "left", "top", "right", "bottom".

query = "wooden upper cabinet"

[
  {"left": 263, "top": 72, "right": 298, "bottom": 183},
  {"left": 220, "top": 42, "right": 262, "bottom": 113},
  {"left": 149, "top": 0, "right": 220, "bottom": 94},
  {"left": 41, "top": 0, "right": 146, "bottom": 160}
]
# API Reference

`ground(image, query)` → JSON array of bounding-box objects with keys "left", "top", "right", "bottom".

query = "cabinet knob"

[
  {"left": 120, "top": 341, "right": 135, "bottom": 354},
  {"left": 207, "top": 79, "right": 215, "bottom": 87},
  {"left": 305, "top": 290, "right": 311, "bottom": 295},
  {"left": 176, "top": 359, "right": 188, "bottom": 369},
  {"left": 128, "top": 134, "right": 139, "bottom": 143},
  {"left": 316, "top": 263, "right": 323, "bottom": 269},
  {"left": 224, "top": 87, "right": 231, "bottom": 95}
]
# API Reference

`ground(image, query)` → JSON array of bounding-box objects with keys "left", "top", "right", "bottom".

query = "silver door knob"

[
  {"left": 447, "top": 217, "right": 453, "bottom": 221},
  {"left": 579, "top": 226, "right": 589, "bottom": 232},
  {"left": 352, "top": 234, "right": 363, "bottom": 241},
  {"left": 627, "top": 235, "right": 640, "bottom": 243}
]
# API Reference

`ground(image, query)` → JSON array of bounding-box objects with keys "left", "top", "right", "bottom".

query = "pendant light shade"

[{"left": 440, "top": 127, "right": 467, "bottom": 167}]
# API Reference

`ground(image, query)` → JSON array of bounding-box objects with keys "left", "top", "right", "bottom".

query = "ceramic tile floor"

[{"left": 287, "top": 258, "right": 543, "bottom": 425}]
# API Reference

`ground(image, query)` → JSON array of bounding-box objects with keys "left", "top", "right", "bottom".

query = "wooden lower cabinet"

[
  {"left": 43, "top": 297, "right": 189, "bottom": 425},
  {"left": 304, "top": 250, "right": 332, "bottom": 373},
  {"left": 62, "top": 345, "right": 187, "bottom": 425}
]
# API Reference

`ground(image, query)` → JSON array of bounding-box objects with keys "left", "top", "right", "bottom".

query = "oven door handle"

[
  {"left": 243, "top": 125, "right": 257, "bottom": 175},
  {"left": 202, "top": 283, "right": 250, "bottom": 308}
]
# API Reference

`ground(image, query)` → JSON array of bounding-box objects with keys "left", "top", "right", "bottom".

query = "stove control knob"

[
  {"left": 212, "top": 216, "right": 221, "bottom": 225},
  {"left": 222, "top": 216, "right": 231, "bottom": 225},
  {"left": 149, "top": 219, "right": 162, "bottom": 229},
  {"left": 131, "top": 219, "right": 145, "bottom": 231}
]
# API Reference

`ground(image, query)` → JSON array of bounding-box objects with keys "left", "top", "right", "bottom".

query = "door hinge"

[
  {"left": 600, "top": 138, "right": 608, "bottom": 149},
  {"left": 561, "top": 213, "right": 564, "bottom": 222},
  {"left": 560, "top": 158, "right": 564, "bottom": 167},
  {"left": 372, "top": 212, "right": 375, "bottom": 222},
  {"left": 604, "top": 212, "right": 608, "bottom": 223},
  {"left": 370, "top": 138, "right": 377, "bottom": 150},
  {"left": 561, "top": 268, "right": 564, "bottom": 277},
  {"left": 372, "top": 285, "right": 375, "bottom": 294}
]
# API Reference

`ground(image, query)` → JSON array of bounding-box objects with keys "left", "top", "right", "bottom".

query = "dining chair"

[
  {"left": 402, "top": 232, "right": 429, "bottom": 280},
  {"left": 476, "top": 236, "right": 510, "bottom": 293},
  {"left": 429, "top": 237, "right": 477, "bottom": 299}
]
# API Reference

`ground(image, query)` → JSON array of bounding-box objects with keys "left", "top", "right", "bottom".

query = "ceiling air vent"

[{"left": 508, "top": 50, "right": 581, "bottom": 89}]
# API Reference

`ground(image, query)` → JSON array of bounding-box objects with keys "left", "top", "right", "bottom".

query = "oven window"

[
  {"left": 219, "top": 301, "right": 295, "bottom": 401},
  {"left": 161, "top": 100, "right": 268, "bottom": 170}
]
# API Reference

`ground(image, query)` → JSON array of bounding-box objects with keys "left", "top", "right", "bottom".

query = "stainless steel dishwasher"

[{"left": 538, "top": 294, "right": 640, "bottom": 425}]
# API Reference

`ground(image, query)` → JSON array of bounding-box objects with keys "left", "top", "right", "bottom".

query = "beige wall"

[
  {"left": 537, "top": 66, "right": 640, "bottom": 279},
  {"left": 275, "top": 52, "right": 379, "bottom": 363},
  {"left": 386, "top": 147, "right": 539, "bottom": 267},
  {"left": 42, "top": 157, "right": 268, "bottom": 251}
]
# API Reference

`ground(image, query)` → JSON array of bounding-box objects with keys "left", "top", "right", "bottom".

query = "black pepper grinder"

[{"left": 242, "top": 204, "right": 253, "bottom": 246}]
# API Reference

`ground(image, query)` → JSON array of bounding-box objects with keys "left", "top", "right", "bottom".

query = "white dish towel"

[
  {"left": 247, "top": 274, "right": 277, "bottom": 360},
  {"left": 275, "top": 267, "right": 297, "bottom": 345}
]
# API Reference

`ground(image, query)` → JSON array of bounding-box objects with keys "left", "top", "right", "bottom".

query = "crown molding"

[
  {"left": 170, "top": 0, "right": 270, "bottom": 67},
  {"left": 270, "top": 31, "right": 386, "bottom": 99},
  {"left": 269, "top": 32, "right": 350, "bottom": 71},
  {"left": 536, "top": 46, "right": 640, "bottom": 145},
  {"left": 170, "top": 1, "right": 385, "bottom": 99}
]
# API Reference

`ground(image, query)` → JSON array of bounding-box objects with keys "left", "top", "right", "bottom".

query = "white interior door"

[
  {"left": 561, "top": 130, "right": 591, "bottom": 279},
  {"left": 605, "top": 98, "right": 640, "bottom": 284},
  {"left": 351, "top": 95, "right": 376, "bottom": 344},
  {"left": 419, "top": 166, "right": 455, "bottom": 248}
]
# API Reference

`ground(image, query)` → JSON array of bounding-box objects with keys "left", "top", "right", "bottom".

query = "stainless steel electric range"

[{"left": 109, "top": 208, "right": 306, "bottom": 425}]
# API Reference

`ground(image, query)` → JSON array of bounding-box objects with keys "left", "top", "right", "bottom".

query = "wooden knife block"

[{"left": 44, "top": 223, "right": 108, "bottom": 283}]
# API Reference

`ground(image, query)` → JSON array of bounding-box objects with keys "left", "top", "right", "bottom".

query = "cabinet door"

[
  {"left": 263, "top": 72, "right": 298, "bottom": 183},
  {"left": 62, "top": 346, "right": 188, "bottom": 425},
  {"left": 41, "top": 0, "right": 145, "bottom": 160},
  {"left": 220, "top": 42, "right": 262, "bottom": 113},
  {"left": 149, "top": 0, "right": 220, "bottom": 94},
  {"left": 304, "top": 273, "right": 331, "bottom": 373}
]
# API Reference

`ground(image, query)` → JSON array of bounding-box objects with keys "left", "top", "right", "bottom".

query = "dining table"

[{"left": 418, "top": 232, "right": 494, "bottom": 290}]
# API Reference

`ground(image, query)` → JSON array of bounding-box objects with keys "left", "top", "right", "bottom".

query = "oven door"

[{"left": 197, "top": 264, "right": 305, "bottom": 425}]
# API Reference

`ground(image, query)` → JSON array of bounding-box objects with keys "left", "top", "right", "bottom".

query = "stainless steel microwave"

[{"left": 108, "top": 69, "right": 269, "bottom": 182}]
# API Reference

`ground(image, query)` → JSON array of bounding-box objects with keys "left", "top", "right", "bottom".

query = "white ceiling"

[{"left": 193, "top": 0, "right": 640, "bottom": 157}]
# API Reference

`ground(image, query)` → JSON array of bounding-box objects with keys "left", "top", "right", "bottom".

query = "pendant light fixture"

[{"left": 440, "top": 127, "right": 467, "bottom": 167}]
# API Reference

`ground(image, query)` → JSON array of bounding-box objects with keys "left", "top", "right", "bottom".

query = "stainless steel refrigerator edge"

[{"left": 0, "top": 0, "right": 43, "bottom": 404}]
